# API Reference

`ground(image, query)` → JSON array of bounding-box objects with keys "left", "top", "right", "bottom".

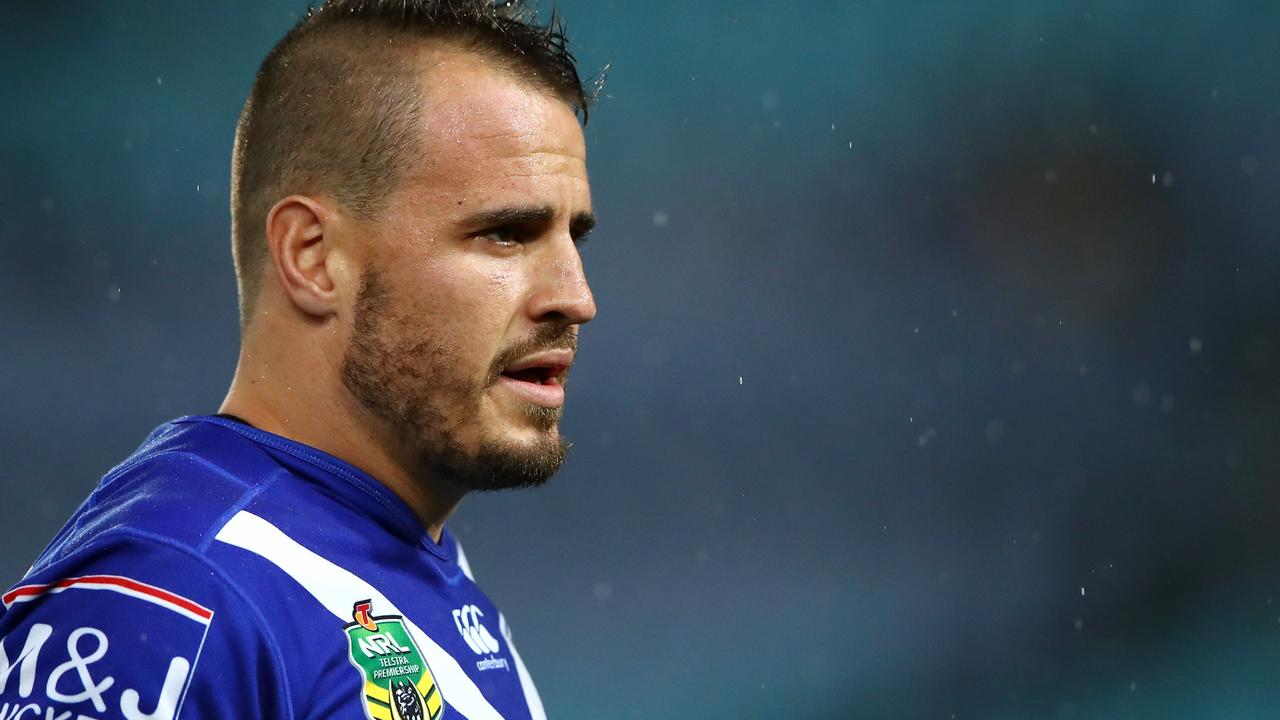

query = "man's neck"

[{"left": 219, "top": 352, "right": 464, "bottom": 543}]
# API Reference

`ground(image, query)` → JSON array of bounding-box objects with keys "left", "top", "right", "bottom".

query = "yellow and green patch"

[{"left": 344, "top": 601, "right": 444, "bottom": 720}]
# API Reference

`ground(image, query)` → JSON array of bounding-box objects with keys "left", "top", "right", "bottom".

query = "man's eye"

[{"left": 481, "top": 227, "right": 519, "bottom": 246}]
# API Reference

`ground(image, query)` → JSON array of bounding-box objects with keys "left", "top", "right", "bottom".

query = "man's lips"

[
  {"left": 496, "top": 349, "right": 574, "bottom": 408},
  {"left": 500, "top": 349, "right": 574, "bottom": 384}
]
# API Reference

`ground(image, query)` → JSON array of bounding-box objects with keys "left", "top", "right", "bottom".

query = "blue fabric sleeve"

[{"left": 0, "top": 531, "right": 292, "bottom": 720}]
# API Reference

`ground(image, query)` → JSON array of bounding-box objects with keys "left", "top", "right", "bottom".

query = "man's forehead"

[{"left": 410, "top": 49, "right": 586, "bottom": 167}]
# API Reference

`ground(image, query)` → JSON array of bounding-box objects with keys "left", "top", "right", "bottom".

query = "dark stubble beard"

[{"left": 339, "top": 266, "right": 573, "bottom": 492}]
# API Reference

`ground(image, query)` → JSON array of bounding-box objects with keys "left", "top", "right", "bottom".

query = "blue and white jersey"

[{"left": 0, "top": 415, "right": 546, "bottom": 720}]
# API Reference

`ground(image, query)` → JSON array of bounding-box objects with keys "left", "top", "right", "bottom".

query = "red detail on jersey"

[
  {"left": 3, "top": 574, "right": 214, "bottom": 621},
  {"left": 352, "top": 599, "right": 378, "bottom": 631}
]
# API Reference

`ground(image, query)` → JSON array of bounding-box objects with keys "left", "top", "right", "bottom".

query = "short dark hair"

[{"left": 230, "top": 0, "right": 593, "bottom": 323}]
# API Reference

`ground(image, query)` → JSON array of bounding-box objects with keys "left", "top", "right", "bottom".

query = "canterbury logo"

[{"left": 451, "top": 605, "right": 500, "bottom": 655}]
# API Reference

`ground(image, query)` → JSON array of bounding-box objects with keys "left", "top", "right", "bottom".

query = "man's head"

[
  {"left": 228, "top": 0, "right": 598, "bottom": 493},
  {"left": 231, "top": 0, "right": 590, "bottom": 318}
]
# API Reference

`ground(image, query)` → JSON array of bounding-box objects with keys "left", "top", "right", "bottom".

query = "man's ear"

[{"left": 264, "top": 195, "right": 344, "bottom": 318}]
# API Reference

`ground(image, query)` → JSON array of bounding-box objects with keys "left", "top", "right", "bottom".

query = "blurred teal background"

[{"left": 4, "top": 2, "right": 1280, "bottom": 718}]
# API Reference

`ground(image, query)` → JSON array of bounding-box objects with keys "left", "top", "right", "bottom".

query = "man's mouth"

[
  {"left": 495, "top": 349, "right": 573, "bottom": 408},
  {"left": 500, "top": 366, "right": 565, "bottom": 386}
]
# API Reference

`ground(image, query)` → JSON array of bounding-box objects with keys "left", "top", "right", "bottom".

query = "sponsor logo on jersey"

[
  {"left": 344, "top": 600, "right": 443, "bottom": 720},
  {"left": 452, "top": 605, "right": 509, "bottom": 673},
  {"left": 0, "top": 574, "right": 212, "bottom": 720}
]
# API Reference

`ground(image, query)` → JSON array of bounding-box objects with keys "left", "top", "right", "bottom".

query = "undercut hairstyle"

[{"left": 230, "top": 0, "right": 594, "bottom": 324}]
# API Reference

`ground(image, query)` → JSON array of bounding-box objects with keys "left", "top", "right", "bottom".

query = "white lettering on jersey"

[
  {"left": 120, "top": 657, "right": 191, "bottom": 720},
  {"left": 44, "top": 628, "right": 113, "bottom": 712},
  {"left": 0, "top": 625, "right": 193, "bottom": 720},
  {"left": 0, "top": 624, "right": 52, "bottom": 699},
  {"left": 357, "top": 632, "right": 413, "bottom": 658},
  {"left": 0, "top": 576, "right": 211, "bottom": 720}
]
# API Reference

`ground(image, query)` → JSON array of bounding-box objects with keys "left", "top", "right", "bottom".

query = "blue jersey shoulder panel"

[
  {"left": 1, "top": 529, "right": 292, "bottom": 720},
  {"left": 3, "top": 417, "right": 546, "bottom": 720}
]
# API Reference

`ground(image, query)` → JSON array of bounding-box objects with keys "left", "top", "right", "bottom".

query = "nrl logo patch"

[{"left": 344, "top": 599, "right": 444, "bottom": 720}]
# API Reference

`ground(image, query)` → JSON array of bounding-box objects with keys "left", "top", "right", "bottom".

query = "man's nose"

[{"left": 527, "top": 237, "right": 597, "bottom": 326}]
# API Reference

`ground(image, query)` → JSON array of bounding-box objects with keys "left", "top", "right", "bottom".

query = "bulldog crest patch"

[{"left": 344, "top": 600, "right": 443, "bottom": 720}]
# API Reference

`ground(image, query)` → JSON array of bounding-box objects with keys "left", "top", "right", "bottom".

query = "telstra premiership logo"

[{"left": 343, "top": 600, "right": 443, "bottom": 720}]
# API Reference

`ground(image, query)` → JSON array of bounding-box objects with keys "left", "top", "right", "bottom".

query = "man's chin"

[
  {"left": 425, "top": 424, "right": 568, "bottom": 492},
  {"left": 521, "top": 405, "right": 563, "bottom": 432}
]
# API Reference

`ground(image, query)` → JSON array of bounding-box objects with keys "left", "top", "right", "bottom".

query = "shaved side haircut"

[{"left": 230, "top": 0, "right": 594, "bottom": 324}]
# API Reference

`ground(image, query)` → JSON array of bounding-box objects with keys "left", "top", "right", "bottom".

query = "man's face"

[{"left": 340, "top": 51, "right": 596, "bottom": 491}]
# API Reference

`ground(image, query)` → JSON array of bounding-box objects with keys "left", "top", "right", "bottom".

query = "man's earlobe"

[{"left": 265, "top": 195, "right": 340, "bottom": 318}]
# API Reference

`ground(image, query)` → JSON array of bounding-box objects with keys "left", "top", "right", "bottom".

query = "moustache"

[{"left": 486, "top": 325, "right": 580, "bottom": 385}]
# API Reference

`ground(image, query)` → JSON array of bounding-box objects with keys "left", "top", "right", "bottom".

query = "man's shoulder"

[
  {"left": 0, "top": 515, "right": 297, "bottom": 719},
  {"left": 32, "top": 416, "right": 291, "bottom": 573},
  {"left": 0, "top": 417, "right": 340, "bottom": 719}
]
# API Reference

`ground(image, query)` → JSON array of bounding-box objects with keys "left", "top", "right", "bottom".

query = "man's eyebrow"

[
  {"left": 570, "top": 211, "right": 596, "bottom": 237},
  {"left": 460, "top": 206, "right": 556, "bottom": 227},
  {"left": 460, "top": 206, "right": 597, "bottom": 237}
]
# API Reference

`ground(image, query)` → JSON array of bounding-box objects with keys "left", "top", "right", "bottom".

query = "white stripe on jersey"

[
  {"left": 499, "top": 612, "right": 547, "bottom": 720},
  {"left": 455, "top": 540, "right": 476, "bottom": 582},
  {"left": 214, "top": 511, "right": 504, "bottom": 720},
  {"left": 454, "top": 538, "right": 547, "bottom": 720}
]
